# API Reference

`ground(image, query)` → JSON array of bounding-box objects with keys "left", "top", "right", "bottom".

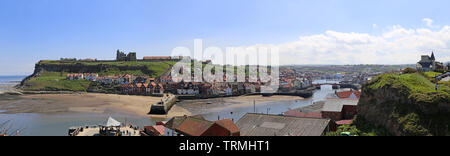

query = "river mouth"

[{"left": 0, "top": 76, "right": 339, "bottom": 136}]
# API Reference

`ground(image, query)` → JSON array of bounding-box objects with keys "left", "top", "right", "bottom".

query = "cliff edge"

[
  {"left": 18, "top": 60, "right": 175, "bottom": 91},
  {"left": 355, "top": 72, "right": 450, "bottom": 136}
]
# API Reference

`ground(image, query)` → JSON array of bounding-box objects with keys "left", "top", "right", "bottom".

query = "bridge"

[{"left": 313, "top": 83, "right": 341, "bottom": 89}]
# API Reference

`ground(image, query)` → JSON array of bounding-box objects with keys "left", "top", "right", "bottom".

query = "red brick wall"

[
  {"left": 321, "top": 111, "right": 342, "bottom": 121},
  {"left": 342, "top": 105, "right": 358, "bottom": 119},
  {"left": 201, "top": 124, "right": 231, "bottom": 136}
]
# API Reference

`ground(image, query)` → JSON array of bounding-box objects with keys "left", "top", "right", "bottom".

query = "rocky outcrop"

[{"left": 356, "top": 74, "right": 450, "bottom": 136}]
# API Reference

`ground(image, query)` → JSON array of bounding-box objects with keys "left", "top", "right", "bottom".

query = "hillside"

[
  {"left": 355, "top": 72, "right": 450, "bottom": 136},
  {"left": 19, "top": 60, "right": 176, "bottom": 91}
]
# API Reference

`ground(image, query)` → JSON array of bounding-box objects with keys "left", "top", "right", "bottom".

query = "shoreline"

[{"left": 0, "top": 92, "right": 306, "bottom": 120}]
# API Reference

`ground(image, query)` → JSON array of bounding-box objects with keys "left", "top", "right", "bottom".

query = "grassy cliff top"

[
  {"left": 360, "top": 72, "right": 450, "bottom": 136},
  {"left": 367, "top": 73, "right": 450, "bottom": 103},
  {"left": 21, "top": 60, "right": 178, "bottom": 91},
  {"left": 38, "top": 60, "right": 177, "bottom": 77}
]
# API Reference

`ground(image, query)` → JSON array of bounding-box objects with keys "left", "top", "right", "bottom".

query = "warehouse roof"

[{"left": 322, "top": 99, "right": 358, "bottom": 112}]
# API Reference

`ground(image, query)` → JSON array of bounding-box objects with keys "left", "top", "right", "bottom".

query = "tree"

[{"left": 402, "top": 67, "right": 417, "bottom": 74}]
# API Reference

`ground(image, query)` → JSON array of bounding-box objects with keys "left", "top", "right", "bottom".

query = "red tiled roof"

[
  {"left": 176, "top": 118, "right": 213, "bottom": 136},
  {"left": 215, "top": 119, "right": 240, "bottom": 134},
  {"left": 144, "top": 56, "right": 171, "bottom": 60},
  {"left": 144, "top": 125, "right": 165, "bottom": 136},
  {"left": 336, "top": 90, "right": 361, "bottom": 99},
  {"left": 283, "top": 110, "right": 323, "bottom": 118},
  {"left": 336, "top": 120, "right": 353, "bottom": 125},
  {"left": 152, "top": 125, "right": 165, "bottom": 135},
  {"left": 156, "top": 121, "right": 166, "bottom": 125}
]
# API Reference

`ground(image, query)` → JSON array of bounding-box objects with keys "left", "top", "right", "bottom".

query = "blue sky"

[{"left": 1, "top": 0, "right": 450, "bottom": 75}]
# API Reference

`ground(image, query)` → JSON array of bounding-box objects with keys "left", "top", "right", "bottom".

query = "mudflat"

[
  {"left": 0, "top": 93, "right": 171, "bottom": 116},
  {"left": 0, "top": 93, "right": 304, "bottom": 119}
]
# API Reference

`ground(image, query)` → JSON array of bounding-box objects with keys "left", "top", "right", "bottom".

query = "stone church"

[{"left": 416, "top": 52, "right": 444, "bottom": 72}]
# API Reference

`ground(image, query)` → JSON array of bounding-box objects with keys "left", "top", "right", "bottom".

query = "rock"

[{"left": 4, "top": 91, "right": 23, "bottom": 96}]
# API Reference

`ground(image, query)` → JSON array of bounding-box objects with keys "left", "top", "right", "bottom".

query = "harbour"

[{"left": 0, "top": 76, "right": 337, "bottom": 136}]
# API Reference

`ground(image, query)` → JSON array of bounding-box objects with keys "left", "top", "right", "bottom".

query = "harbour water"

[
  {"left": 200, "top": 84, "right": 335, "bottom": 122},
  {"left": 0, "top": 76, "right": 25, "bottom": 92},
  {"left": 0, "top": 76, "right": 337, "bottom": 136},
  {"left": 1, "top": 76, "right": 155, "bottom": 136}
]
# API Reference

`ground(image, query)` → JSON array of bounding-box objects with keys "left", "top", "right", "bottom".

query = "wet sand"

[
  {"left": 174, "top": 95, "right": 304, "bottom": 116},
  {"left": 0, "top": 93, "right": 304, "bottom": 119},
  {"left": 0, "top": 93, "right": 164, "bottom": 117}
]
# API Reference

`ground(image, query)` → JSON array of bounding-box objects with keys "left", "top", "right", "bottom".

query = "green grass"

[
  {"left": 38, "top": 60, "right": 177, "bottom": 78},
  {"left": 23, "top": 72, "right": 91, "bottom": 91},
  {"left": 325, "top": 125, "right": 378, "bottom": 136},
  {"left": 367, "top": 73, "right": 450, "bottom": 98},
  {"left": 424, "top": 71, "right": 442, "bottom": 78},
  {"left": 23, "top": 60, "right": 178, "bottom": 91},
  {"left": 361, "top": 72, "right": 450, "bottom": 136}
]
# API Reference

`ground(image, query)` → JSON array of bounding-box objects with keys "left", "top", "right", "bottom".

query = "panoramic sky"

[{"left": 1, "top": 0, "right": 450, "bottom": 75}]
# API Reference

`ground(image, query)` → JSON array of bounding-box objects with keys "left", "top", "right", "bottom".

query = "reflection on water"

[{"left": 0, "top": 75, "right": 338, "bottom": 136}]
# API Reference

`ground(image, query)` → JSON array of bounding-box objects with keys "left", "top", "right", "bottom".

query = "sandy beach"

[
  {"left": 0, "top": 93, "right": 304, "bottom": 119},
  {"left": 0, "top": 93, "right": 165, "bottom": 116},
  {"left": 0, "top": 78, "right": 312, "bottom": 119}
]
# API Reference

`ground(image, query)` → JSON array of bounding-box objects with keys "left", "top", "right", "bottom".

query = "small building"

[
  {"left": 236, "top": 113, "right": 336, "bottom": 136},
  {"left": 329, "top": 89, "right": 361, "bottom": 99},
  {"left": 283, "top": 110, "right": 322, "bottom": 118},
  {"left": 215, "top": 119, "right": 240, "bottom": 136},
  {"left": 321, "top": 99, "right": 358, "bottom": 121},
  {"left": 164, "top": 115, "right": 206, "bottom": 136},
  {"left": 142, "top": 125, "right": 165, "bottom": 136},
  {"left": 164, "top": 115, "right": 240, "bottom": 136},
  {"left": 417, "top": 52, "right": 443, "bottom": 72}
]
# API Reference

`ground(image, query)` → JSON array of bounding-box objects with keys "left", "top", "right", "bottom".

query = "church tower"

[{"left": 431, "top": 51, "right": 435, "bottom": 61}]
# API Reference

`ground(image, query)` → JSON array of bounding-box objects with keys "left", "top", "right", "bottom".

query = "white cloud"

[
  {"left": 423, "top": 18, "right": 434, "bottom": 27},
  {"left": 235, "top": 23, "right": 450, "bottom": 65},
  {"left": 422, "top": 18, "right": 440, "bottom": 29},
  {"left": 372, "top": 24, "right": 378, "bottom": 29}
]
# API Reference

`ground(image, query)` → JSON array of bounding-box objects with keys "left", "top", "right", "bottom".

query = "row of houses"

[
  {"left": 66, "top": 73, "right": 99, "bottom": 81},
  {"left": 121, "top": 82, "right": 165, "bottom": 95},
  {"left": 279, "top": 68, "right": 313, "bottom": 92},
  {"left": 66, "top": 73, "right": 139, "bottom": 85},
  {"left": 119, "top": 81, "right": 262, "bottom": 97}
]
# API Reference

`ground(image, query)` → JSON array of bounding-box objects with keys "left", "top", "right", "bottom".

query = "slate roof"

[
  {"left": 283, "top": 110, "right": 323, "bottom": 118},
  {"left": 236, "top": 113, "right": 332, "bottom": 136},
  {"left": 322, "top": 99, "right": 358, "bottom": 112}
]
